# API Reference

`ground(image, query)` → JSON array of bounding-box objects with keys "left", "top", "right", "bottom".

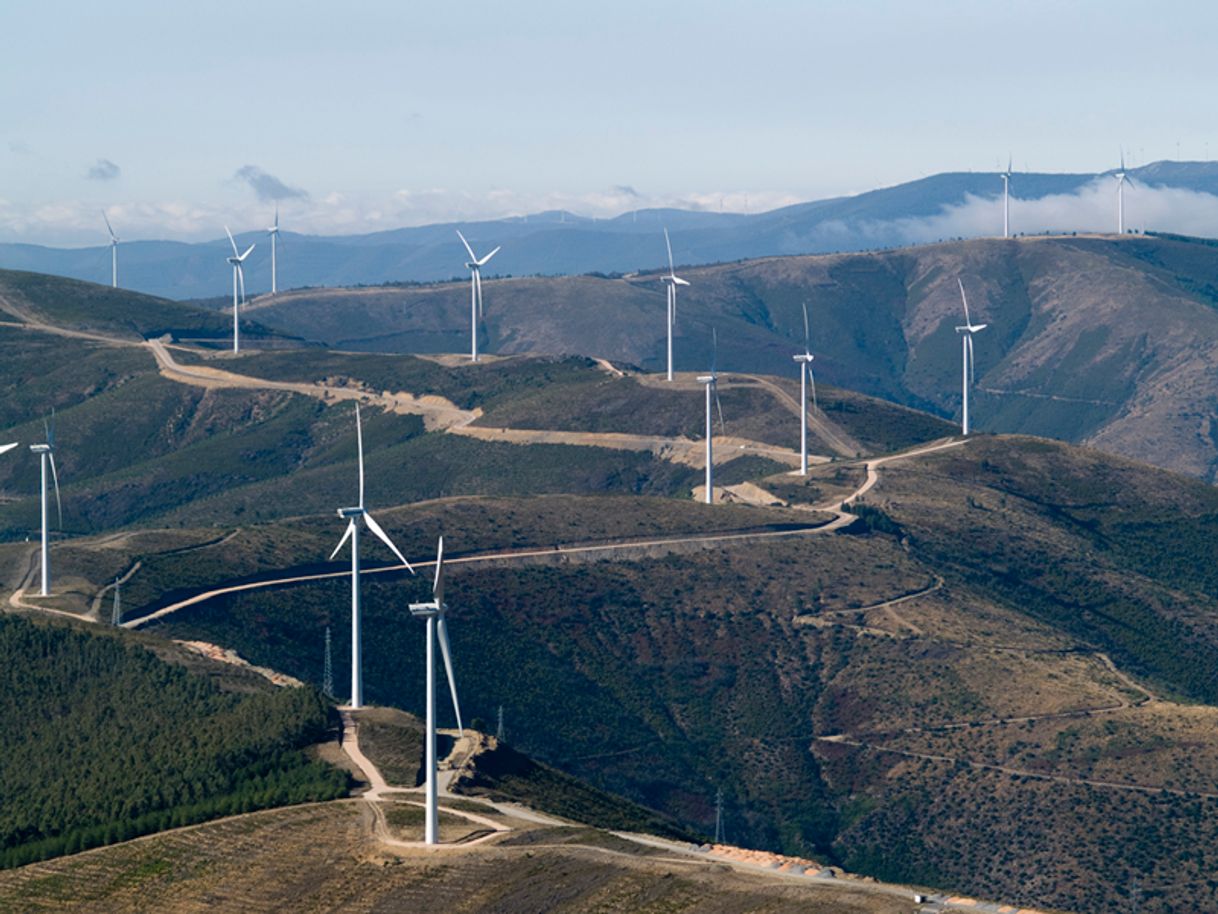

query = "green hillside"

[{"left": 0, "top": 616, "right": 346, "bottom": 868}]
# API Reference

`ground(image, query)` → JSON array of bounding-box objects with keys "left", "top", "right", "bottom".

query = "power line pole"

[
  {"left": 322, "top": 626, "right": 333, "bottom": 698},
  {"left": 714, "top": 787, "right": 725, "bottom": 844},
  {"left": 111, "top": 578, "right": 121, "bottom": 626}
]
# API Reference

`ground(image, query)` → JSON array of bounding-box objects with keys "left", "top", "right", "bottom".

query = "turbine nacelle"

[
  {"left": 337, "top": 506, "right": 364, "bottom": 518},
  {"left": 956, "top": 323, "right": 987, "bottom": 334},
  {"left": 793, "top": 353, "right": 815, "bottom": 363},
  {"left": 664, "top": 275, "right": 690, "bottom": 287},
  {"left": 29, "top": 443, "right": 52, "bottom": 454}
]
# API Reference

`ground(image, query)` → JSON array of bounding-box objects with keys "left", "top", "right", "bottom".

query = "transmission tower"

[
  {"left": 714, "top": 787, "right": 725, "bottom": 844},
  {"left": 111, "top": 578, "right": 121, "bottom": 626},
  {"left": 322, "top": 626, "right": 334, "bottom": 697},
  {"left": 496, "top": 704, "right": 505, "bottom": 742}
]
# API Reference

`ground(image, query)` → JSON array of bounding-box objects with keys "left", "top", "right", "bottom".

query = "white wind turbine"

[
  {"left": 955, "top": 279, "right": 987, "bottom": 436},
  {"left": 408, "top": 536, "right": 463, "bottom": 846},
  {"left": 224, "top": 227, "right": 255, "bottom": 353},
  {"left": 793, "top": 301, "right": 817, "bottom": 476},
  {"left": 1000, "top": 156, "right": 1012, "bottom": 238},
  {"left": 696, "top": 329, "right": 726, "bottom": 504},
  {"left": 1114, "top": 150, "right": 1136, "bottom": 234},
  {"left": 102, "top": 211, "right": 119, "bottom": 287},
  {"left": 29, "top": 414, "right": 62, "bottom": 596},
  {"left": 456, "top": 230, "right": 501, "bottom": 362},
  {"left": 662, "top": 228, "right": 690, "bottom": 381},
  {"left": 267, "top": 207, "right": 281, "bottom": 295},
  {"left": 329, "top": 404, "right": 414, "bottom": 709}
]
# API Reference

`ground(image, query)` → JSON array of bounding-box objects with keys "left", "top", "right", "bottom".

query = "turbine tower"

[
  {"left": 267, "top": 207, "right": 281, "bottom": 295},
  {"left": 329, "top": 404, "right": 414, "bottom": 709},
  {"left": 29, "top": 415, "right": 62, "bottom": 597},
  {"left": 696, "top": 329, "right": 726, "bottom": 504},
  {"left": 1000, "top": 156, "right": 1012, "bottom": 238},
  {"left": 102, "top": 211, "right": 119, "bottom": 288},
  {"left": 1114, "top": 150, "right": 1135, "bottom": 234},
  {"left": 955, "top": 279, "right": 988, "bottom": 436},
  {"left": 662, "top": 229, "right": 690, "bottom": 381},
  {"left": 224, "top": 227, "right": 255, "bottom": 352},
  {"left": 793, "top": 301, "right": 817, "bottom": 476},
  {"left": 408, "top": 536, "right": 464, "bottom": 846},
  {"left": 456, "top": 230, "right": 501, "bottom": 362}
]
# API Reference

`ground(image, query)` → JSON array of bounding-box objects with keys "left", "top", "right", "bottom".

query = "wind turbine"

[
  {"left": 408, "top": 536, "right": 463, "bottom": 846},
  {"left": 696, "top": 329, "right": 726, "bottom": 504},
  {"left": 29, "top": 414, "right": 62, "bottom": 597},
  {"left": 1000, "top": 156, "right": 1012, "bottom": 238},
  {"left": 329, "top": 403, "right": 414, "bottom": 709},
  {"left": 102, "top": 211, "right": 119, "bottom": 287},
  {"left": 456, "top": 230, "right": 501, "bottom": 362},
  {"left": 224, "top": 227, "right": 255, "bottom": 353},
  {"left": 267, "top": 207, "right": 281, "bottom": 295},
  {"left": 955, "top": 279, "right": 987, "bottom": 436},
  {"left": 662, "top": 229, "right": 690, "bottom": 381},
  {"left": 792, "top": 302, "right": 817, "bottom": 476},
  {"left": 1114, "top": 150, "right": 1136, "bottom": 234}
]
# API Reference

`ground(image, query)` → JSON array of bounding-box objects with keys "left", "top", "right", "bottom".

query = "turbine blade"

[
  {"left": 477, "top": 245, "right": 501, "bottom": 266},
  {"left": 274, "top": 205, "right": 279, "bottom": 229},
  {"left": 0, "top": 442, "right": 17, "bottom": 456},
  {"left": 967, "top": 334, "right": 976, "bottom": 386},
  {"left": 711, "top": 327, "right": 718, "bottom": 376},
  {"left": 365, "top": 512, "right": 413, "bottom": 572},
  {"left": 329, "top": 519, "right": 356, "bottom": 561},
  {"left": 957, "top": 278, "right": 972, "bottom": 326},
  {"left": 801, "top": 300, "right": 810, "bottom": 350},
  {"left": 436, "top": 615, "right": 463, "bottom": 734},
  {"left": 433, "top": 536, "right": 444, "bottom": 607},
  {"left": 355, "top": 403, "right": 365, "bottom": 509},
  {"left": 664, "top": 228, "right": 675, "bottom": 274},
  {"left": 239, "top": 243, "right": 256, "bottom": 261},
  {"left": 714, "top": 384, "right": 726, "bottom": 435},
  {"left": 456, "top": 229, "right": 477, "bottom": 262},
  {"left": 225, "top": 226, "right": 239, "bottom": 256},
  {"left": 475, "top": 270, "right": 483, "bottom": 319},
  {"left": 102, "top": 210, "right": 116, "bottom": 240},
  {"left": 237, "top": 264, "right": 246, "bottom": 304},
  {"left": 809, "top": 368, "right": 818, "bottom": 412},
  {"left": 48, "top": 452, "right": 62, "bottom": 530}
]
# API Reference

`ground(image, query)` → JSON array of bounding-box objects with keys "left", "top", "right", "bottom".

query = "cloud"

[
  {"left": 611, "top": 184, "right": 640, "bottom": 198},
  {"left": 8, "top": 140, "right": 31, "bottom": 156},
  {"left": 234, "top": 165, "right": 308, "bottom": 202},
  {"left": 86, "top": 159, "right": 121, "bottom": 181}
]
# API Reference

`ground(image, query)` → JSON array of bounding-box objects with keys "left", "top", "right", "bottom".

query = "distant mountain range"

[{"left": 6, "top": 160, "right": 1218, "bottom": 299}]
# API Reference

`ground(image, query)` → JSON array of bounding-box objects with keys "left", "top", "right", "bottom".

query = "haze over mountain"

[{"left": 8, "top": 161, "right": 1218, "bottom": 300}]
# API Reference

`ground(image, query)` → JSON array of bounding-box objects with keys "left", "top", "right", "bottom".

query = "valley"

[{"left": 1, "top": 263, "right": 1217, "bottom": 913}]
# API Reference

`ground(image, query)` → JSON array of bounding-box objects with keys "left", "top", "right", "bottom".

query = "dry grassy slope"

[
  {"left": 249, "top": 234, "right": 1218, "bottom": 480},
  {"left": 0, "top": 803, "right": 913, "bottom": 914}
]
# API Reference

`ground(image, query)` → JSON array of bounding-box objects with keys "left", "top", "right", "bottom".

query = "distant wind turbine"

[
  {"left": 330, "top": 404, "right": 414, "bottom": 708},
  {"left": 224, "top": 227, "right": 255, "bottom": 353},
  {"left": 456, "top": 230, "right": 501, "bottom": 362},
  {"left": 1000, "top": 156, "right": 1012, "bottom": 238},
  {"left": 408, "top": 536, "right": 464, "bottom": 846},
  {"left": 662, "top": 229, "right": 690, "bottom": 381},
  {"left": 267, "top": 207, "right": 281, "bottom": 295},
  {"left": 102, "top": 212, "right": 119, "bottom": 287},
  {"left": 696, "top": 329, "right": 726, "bottom": 504},
  {"left": 793, "top": 302, "right": 817, "bottom": 476},
  {"left": 29, "top": 413, "right": 63, "bottom": 596},
  {"left": 955, "top": 279, "right": 987, "bottom": 436},
  {"left": 1114, "top": 150, "right": 1136, "bottom": 234}
]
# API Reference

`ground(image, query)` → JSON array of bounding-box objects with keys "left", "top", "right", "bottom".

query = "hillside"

[
  {"left": 3, "top": 274, "right": 1218, "bottom": 910},
  {"left": 0, "top": 615, "right": 346, "bottom": 868},
  {"left": 3, "top": 159, "right": 1215, "bottom": 299},
  {"left": 245, "top": 233, "right": 1218, "bottom": 481}
]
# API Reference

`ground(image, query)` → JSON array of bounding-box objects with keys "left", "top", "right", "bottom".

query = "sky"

[{"left": 3, "top": 0, "right": 1217, "bottom": 245}]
